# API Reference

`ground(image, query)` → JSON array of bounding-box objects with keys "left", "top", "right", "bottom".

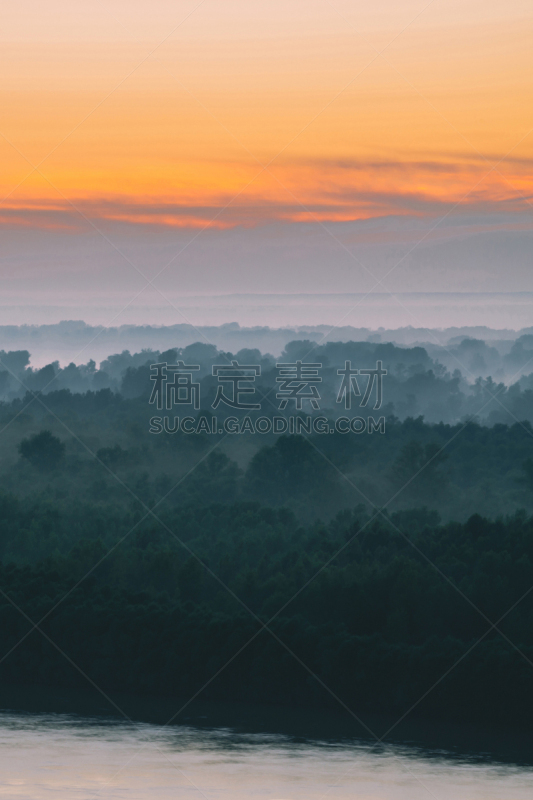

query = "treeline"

[
  {"left": 3, "top": 337, "right": 533, "bottom": 425},
  {"left": 0, "top": 500, "right": 532, "bottom": 726}
]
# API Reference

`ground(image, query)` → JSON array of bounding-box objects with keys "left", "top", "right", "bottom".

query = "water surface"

[{"left": 0, "top": 710, "right": 531, "bottom": 800}]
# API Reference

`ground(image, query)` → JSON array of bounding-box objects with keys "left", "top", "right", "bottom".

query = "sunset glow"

[{"left": 2, "top": 0, "right": 532, "bottom": 232}]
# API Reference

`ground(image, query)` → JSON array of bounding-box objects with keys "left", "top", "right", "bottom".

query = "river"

[{"left": 0, "top": 707, "right": 531, "bottom": 800}]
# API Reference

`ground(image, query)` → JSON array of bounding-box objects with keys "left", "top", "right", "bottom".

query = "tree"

[
  {"left": 245, "top": 435, "right": 336, "bottom": 506},
  {"left": 518, "top": 458, "right": 533, "bottom": 491},
  {"left": 180, "top": 451, "right": 242, "bottom": 505},
  {"left": 389, "top": 439, "right": 449, "bottom": 501},
  {"left": 18, "top": 430, "right": 65, "bottom": 470}
]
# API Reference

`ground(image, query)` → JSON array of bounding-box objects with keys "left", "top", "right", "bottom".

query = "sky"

[{"left": 1, "top": 0, "right": 532, "bottom": 326}]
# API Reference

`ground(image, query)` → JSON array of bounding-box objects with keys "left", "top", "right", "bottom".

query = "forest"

[{"left": 0, "top": 337, "right": 532, "bottom": 727}]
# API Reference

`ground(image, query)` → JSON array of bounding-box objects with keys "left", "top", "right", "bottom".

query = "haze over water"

[{"left": 0, "top": 710, "right": 531, "bottom": 800}]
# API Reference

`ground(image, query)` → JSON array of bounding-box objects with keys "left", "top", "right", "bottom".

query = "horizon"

[{"left": 1, "top": 290, "right": 532, "bottom": 341}]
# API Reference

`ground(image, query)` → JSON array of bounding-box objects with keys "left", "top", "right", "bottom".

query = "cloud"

[{"left": 2, "top": 183, "right": 533, "bottom": 234}]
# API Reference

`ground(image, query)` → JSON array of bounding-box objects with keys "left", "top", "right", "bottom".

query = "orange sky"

[{"left": 1, "top": 0, "right": 533, "bottom": 231}]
